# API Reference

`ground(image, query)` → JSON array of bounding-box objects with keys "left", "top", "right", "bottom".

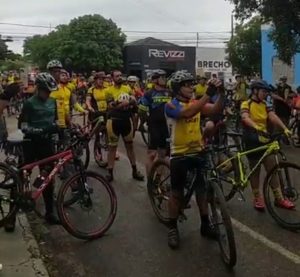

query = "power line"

[{"left": 0, "top": 22, "right": 51, "bottom": 28}]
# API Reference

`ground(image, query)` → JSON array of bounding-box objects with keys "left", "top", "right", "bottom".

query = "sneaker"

[
  {"left": 133, "top": 170, "right": 144, "bottom": 181},
  {"left": 168, "top": 228, "right": 180, "bottom": 249},
  {"left": 201, "top": 223, "right": 219, "bottom": 240},
  {"left": 253, "top": 197, "right": 265, "bottom": 211},
  {"left": 45, "top": 213, "right": 61, "bottom": 225},
  {"left": 274, "top": 199, "right": 295, "bottom": 210}
]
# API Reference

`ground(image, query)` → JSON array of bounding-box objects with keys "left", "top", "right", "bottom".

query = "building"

[
  {"left": 261, "top": 24, "right": 300, "bottom": 87},
  {"left": 123, "top": 37, "right": 196, "bottom": 80},
  {"left": 195, "top": 47, "right": 232, "bottom": 81}
]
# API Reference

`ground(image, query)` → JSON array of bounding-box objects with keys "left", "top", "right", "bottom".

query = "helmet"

[
  {"left": 47, "top": 60, "right": 63, "bottom": 70},
  {"left": 151, "top": 69, "right": 166, "bottom": 80},
  {"left": 250, "top": 80, "right": 271, "bottom": 91},
  {"left": 117, "top": 93, "right": 130, "bottom": 103},
  {"left": 170, "top": 70, "right": 194, "bottom": 84},
  {"left": 127, "top": 76, "right": 138, "bottom": 82},
  {"left": 35, "top": 72, "right": 58, "bottom": 92}
]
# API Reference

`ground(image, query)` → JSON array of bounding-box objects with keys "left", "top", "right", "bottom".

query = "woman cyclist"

[{"left": 241, "top": 80, "right": 295, "bottom": 211}]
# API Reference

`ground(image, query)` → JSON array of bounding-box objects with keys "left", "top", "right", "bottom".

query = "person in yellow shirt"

[
  {"left": 233, "top": 74, "right": 248, "bottom": 103},
  {"left": 47, "top": 60, "right": 86, "bottom": 128},
  {"left": 105, "top": 70, "right": 144, "bottom": 182},
  {"left": 194, "top": 76, "right": 208, "bottom": 99},
  {"left": 241, "top": 80, "right": 294, "bottom": 211}
]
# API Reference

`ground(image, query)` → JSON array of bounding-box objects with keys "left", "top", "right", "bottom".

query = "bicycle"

[
  {"left": 147, "top": 150, "right": 237, "bottom": 268},
  {"left": 288, "top": 111, "right": 300, "bottom": 147},
  {"left": 216, "top": 132, "right": 300, "bottom": 230},
  {"left": 0, "top": 128, "right": 117, "bottom": 240}
]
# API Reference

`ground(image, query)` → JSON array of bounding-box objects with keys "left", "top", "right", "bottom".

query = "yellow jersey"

[
  {"left": 194, "top": 84, "right": 208, "bottom": 98},
  {"left": 50, "top": 84, "right": 71, "bottom": 128},
  {"left": 88, "top": 86, "right": 108, "bottom": 112},
  {"left": 241, "top": 99, "right": 272, "bottom": 132},
  {"left": 234, "top": 82, "right": 248, "bottom": 101},
  {"left": 165, "top": 98, "right": 203, "bottom": 155},
  {"left": 105, "top": 84, "right": 132, "bottom": 102}
]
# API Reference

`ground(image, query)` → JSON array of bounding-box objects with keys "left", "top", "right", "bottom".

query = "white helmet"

[
  {"left": 117, "top": 93, "right": 130, "bottom": 103},
  {"left": 127, "top": 76, "right": 138, "bottom": 82},
  {"left": 47, "top": 60, "right": 63, "bottom": 70}
]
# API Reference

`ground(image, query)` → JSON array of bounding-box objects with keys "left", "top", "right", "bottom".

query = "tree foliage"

[
  {"left": 0, "top": 35, "right": 9, "bottom": 61},
  {"left": 228, "top": 0, "right": 300, "bottom": 64},
  {"left": 23, "top": 14, "right": 126, "bottom": 72},
  {"left": 226, "top": 17, "right": 261, "bottom": 76}
]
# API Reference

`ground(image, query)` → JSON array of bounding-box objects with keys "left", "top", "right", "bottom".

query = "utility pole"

[
  {"left": 231, "top": 13, "right": 234, "bottom": 39},
  {"left": 196, "top": 32, "right": 199, "bottom": 48}
]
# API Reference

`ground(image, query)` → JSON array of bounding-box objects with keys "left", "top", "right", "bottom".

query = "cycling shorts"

[
  {"left": 242, "top": 129, "right": 267, "bottom": 161},
  {"left": 170, "top": 154, "right": 207, "bottom": 195},
  {"left": 107, "top": 118, "right": 133, "bottom": 146},
  {"left": 148, "top": 121, "right": 169, "bottom": 150},
  {"left": 89, "top": 111, "right": 107, "bottom": 129}
]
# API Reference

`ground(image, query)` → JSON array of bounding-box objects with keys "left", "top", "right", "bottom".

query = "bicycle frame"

[
  {"left": 216, "top": 140, "right": 281, "bottom": 188},
  {"left": 20, "top": 149, "right": 74, "bottom": 200}
]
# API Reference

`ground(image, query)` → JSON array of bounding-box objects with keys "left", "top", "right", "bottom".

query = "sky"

[{"left": 0, "top": 0, "right": 234, "bottom": 54}]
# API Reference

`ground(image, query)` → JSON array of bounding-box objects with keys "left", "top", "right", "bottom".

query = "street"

[{"left": 3, "top": 116, "right": 300, "bottom": 277}]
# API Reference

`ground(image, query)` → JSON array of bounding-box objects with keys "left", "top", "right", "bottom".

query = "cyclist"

[
  {"left": 86, "top": 72, "right": 108, "bottom": 142},
  {"left": 241, "top": 80, "right": 295, "bottom": 210},
  {"left": 165, "top": 71, "right": 224, "bottom": 249},
  {"left": 105, "top": 70, "right": 144, "bottom": 182},
  {"left": 194, "top": 76, "right": 208, "bottom": 99},
  {"left": 138, "top": 69, "right": 171, "bottom": 175},
  {"left": 127, "top": 76, "right": 143, "bottom": 100},
  {"left": 16, "top": 73, "right": 60, "bottom": 228},
  {"left": 0, "top": 83, "right": 21, "bottom": 143}
]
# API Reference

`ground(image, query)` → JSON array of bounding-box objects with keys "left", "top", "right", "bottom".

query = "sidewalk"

[{"left": 0, "top": 214, "right": 49, "bottom": 277}]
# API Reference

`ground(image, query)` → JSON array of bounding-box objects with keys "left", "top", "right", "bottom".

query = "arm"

[
  {"left": 201, "top": 93, "right": 225, "bottom": 116},
  {"left": 241, "top": 111, "right": 258, "bottom": 129},
  {"left": 71, "top": 93, "right": 85, "bottom": 113},
  {"left": 268, "top": 111, "right": 288, "bottom": 130}
]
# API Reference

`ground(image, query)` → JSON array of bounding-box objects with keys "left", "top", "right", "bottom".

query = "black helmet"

[
  {"left": 151, "top": 69, "right": 166, "bottom": 80},
  {"left": 170, "top": 70, "right": 194, "bottom": 84},
  {"left": 250, "top": 80, "right": 271, "bottom": 91},
  {"left": 35, "top": 72, "right": 58, "bottom": 92}
]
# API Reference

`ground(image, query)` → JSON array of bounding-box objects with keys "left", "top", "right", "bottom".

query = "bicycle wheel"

[
  {"left": 290, "top": 120, "right": 299, "bottom": 147},
  {"left": 57, "top": 171, "right": 117, "bottom": 240},
  {"left": 147, "top": 159, "right": 171, "bottom": 225},
  {"left": 208, "top": 180, "right": 237, "bottom": 268},
  {"left": 0, "top": 163, "right": 20, "bottom": 227},
  {"left": 93, "top": 132, "right": 108, "bottom": 168},
  {"left": 263, "top": 162, "right": 300, "bottom": 230}
]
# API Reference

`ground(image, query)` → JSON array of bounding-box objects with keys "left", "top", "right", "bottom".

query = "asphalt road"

[{"left": 3, "top": 116, "right": 300, "bottom": 277}]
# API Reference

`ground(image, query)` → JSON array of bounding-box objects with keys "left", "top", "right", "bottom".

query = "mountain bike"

[
  {"left": 147, "top": 148, "right": 237, "bottom": 268},
  {"left": 216, "top": 132, "right": 300, "bottom": 230},
  {"left": 0, "top": 128, "right": 117, "bottom": 240}
]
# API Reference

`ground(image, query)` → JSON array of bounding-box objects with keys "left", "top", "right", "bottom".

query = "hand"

[
  {"left": 88, "top": 107, "right": 95, "bottom": 113},
  {"left": 284, "top": 128, "right": 292, "bottom": 138},
  {"left": 206, "top": 79, "right": 224, "bottom": 97}
]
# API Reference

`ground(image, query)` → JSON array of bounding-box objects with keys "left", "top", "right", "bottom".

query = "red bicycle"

[{"left": 0, "top": 129, "right": 117, "bottom": 240}]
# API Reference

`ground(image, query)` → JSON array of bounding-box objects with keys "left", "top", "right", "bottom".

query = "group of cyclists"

[{"left": 0, "top": 60, "right": 299, "bottom": 250}]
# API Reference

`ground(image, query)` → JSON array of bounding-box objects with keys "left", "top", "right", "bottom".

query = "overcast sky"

[{"left": 0, "top": 0, "right": 234, "bottom": 54}]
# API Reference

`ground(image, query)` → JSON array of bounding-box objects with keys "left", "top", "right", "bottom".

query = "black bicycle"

[{"left": 147, "top": 148, "right": 237, "bottom": 268}]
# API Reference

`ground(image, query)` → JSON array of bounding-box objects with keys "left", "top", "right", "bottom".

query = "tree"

[
  {"left": 226, "top": 17, "right": 261, "bottom": 76},
  {"left": 0, "top": 35, "right": 9, "bottom": 61},
  {"left": 23, "top": 14, "right": 126, "bottom": 72},
  {"left": 228, "top": 0, "right": 300, "bottom": 64}
]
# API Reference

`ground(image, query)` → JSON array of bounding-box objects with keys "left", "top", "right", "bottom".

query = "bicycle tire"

[
  {"left": 93, "top": 133, "right": 108, "bottom": 168},
  {"left": 290, "top": 120, "right": 299, "bottom": 147},
  {"left": 141, "top": 128, "right": 149, "bottom": 146},
  {"left": 263, "top": 161, "right": 300, "bottom": 230},
  {"left": 82, "top": 141, "right": 90, "bottom": 169},
  {"left": 147, "top": 159, "right": 171, "bottom": 225},
  {"left": 57, "top": 171, "right": 117, "bottom": 240},
  {"left": 0, "top": 163, "right": 21, "bottom": 227},
  {"left": 209, "top": 180, "right": 237, "bottom": 268}
]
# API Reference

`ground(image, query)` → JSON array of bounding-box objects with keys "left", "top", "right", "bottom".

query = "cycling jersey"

[
  {"left": 105, "top": 85, "right": 133, "bottom": 119},
  {"left": 87, "top": 87, "right": 108, "bottom": 112},
  {"left": 66, "top": 82, "right": 76, "bottom": 93},
  {"left": 234, "top": 82, "right": 248, "bottom": 101},
  {"left": 20, "top": 95, "right": 57, "bottom": 130},
  {"left": 165, "top": 98, "right": 203, "bottom": 155},
  {"left": 194, "top": 84, "right": 208, "bottom": 98},
  {"left": 139, "top": 88, "right": 171, "bottom": 123},
  {"left": 50, "top": 84, "right": 71, "bottom": 128},
  {"left": 241, "top": 99, "right": 272, "bottom": 132}
]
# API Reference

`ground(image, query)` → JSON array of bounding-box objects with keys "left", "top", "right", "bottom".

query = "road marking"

[
  {"left": 118, "top": 150, "right": 300, "bottom": 265},
  {"left": 231, "top": 218, "right": 300, "bottom": 264}
]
